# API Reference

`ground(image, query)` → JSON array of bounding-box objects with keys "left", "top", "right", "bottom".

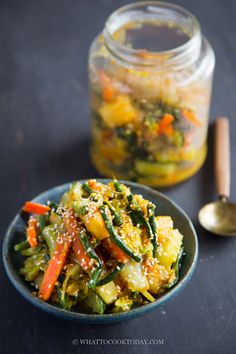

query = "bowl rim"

[{"left": 2, "top": 179, "right": 198, "bottom": 323}]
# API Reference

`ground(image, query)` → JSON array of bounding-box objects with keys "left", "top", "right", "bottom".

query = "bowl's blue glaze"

[{"left": 2, "top": 179, "right": 198, "bottom": 324}]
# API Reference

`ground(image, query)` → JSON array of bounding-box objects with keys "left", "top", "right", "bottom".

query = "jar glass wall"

[{"left": 89, "top": 2, "right": 215, "bottom": 187}]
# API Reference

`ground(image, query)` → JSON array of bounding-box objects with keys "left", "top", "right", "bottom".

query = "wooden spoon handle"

[{"left": 215, "top": 117, "right": 230, "bottom": 199}]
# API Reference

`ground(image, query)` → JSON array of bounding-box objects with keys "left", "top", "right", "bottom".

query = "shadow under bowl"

[{"left": 2, "top": 179, "right": 198, "bottom": 324}]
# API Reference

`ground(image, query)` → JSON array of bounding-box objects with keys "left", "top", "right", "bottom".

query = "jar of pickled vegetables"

[{"left": 89, "top": 2, "right": 215, "bottom": 187}]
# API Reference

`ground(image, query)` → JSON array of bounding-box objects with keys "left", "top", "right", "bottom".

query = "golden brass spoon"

[{"left": 198, "top": 117, "right": 236, "bottom": 236}]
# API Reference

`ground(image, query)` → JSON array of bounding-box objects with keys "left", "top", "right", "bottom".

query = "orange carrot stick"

[
  {"left": 161, "top": 113, "right": 174, "bottom": 125},
  {"left": 97, "top": 69, "right": 115, "bottom": 102},
  {"left": 64, "top": 210, "right": 93, "bottom": 272},
  {"left": 181, "top": 109, "right": 202, "bottom": 127},
  {"left": 73, "top": 235, "right": 93, "bottom": 272},
  {"left": 103, "top": 86, "right": 114, "bottom": 102},
  {"left": 157, "top": 114, "right": 175, "bottom": 136},
  {"left": 39, "top": 240, "right": 71, "bottom": 301},
  {"left": 39, "top": 210, "right": 76, "bottom": 301},
  {"left": 26, "top": 217, "right": 38, "bottom": 248},
  {"left": 87, "top": 179, "right": 104, "bottom": 193},
  {"left": 102, "top": 238, "right": 129, "bottom": 264},
  {"left": 23, "top": 201, "right": 50, "bottom": 215}
]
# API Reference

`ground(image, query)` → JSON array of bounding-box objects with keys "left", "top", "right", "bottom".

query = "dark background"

[{"left": 1, "top": 0, "right": 236, "bottom": 353}]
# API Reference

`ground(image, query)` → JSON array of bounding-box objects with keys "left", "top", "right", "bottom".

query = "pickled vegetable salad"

[{"left": 15, "top": 179, "right": 184, "bottom": 314}]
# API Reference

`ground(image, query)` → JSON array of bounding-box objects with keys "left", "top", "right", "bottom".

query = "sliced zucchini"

[
  {"left": 134, "top": 160, "right": 176, "bottom": 177},
  {"left": 96, "top": 281, "right": 118, "bottom": 304},
  {"left": 60, "top": 182, "right": 82, "bottom": 206},
  {"left": 85, "top": 291, "right": 107, "bottom": 314}
]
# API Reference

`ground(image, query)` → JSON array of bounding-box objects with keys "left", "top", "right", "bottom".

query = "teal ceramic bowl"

[{"left": 3, "top": 179, "right": 198, "bottom": 324}]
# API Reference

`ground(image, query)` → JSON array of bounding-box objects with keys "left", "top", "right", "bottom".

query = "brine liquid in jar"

[{"left": 89, "top": 2, "right": 215, "bottom": 187}]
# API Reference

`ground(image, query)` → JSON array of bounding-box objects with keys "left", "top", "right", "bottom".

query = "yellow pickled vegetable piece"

[
  {"left": 134, "top": 159, "right": 176, "bottom": 177},
  {"left": 118, "top": 222, "right": 142, "bottom": 255},
  {"left": 115, "top": 296, "right": 133, "bottom": 311},
  {"left": 120, "top": 261, "right": 149, "bottom": 291},
  {"left": 97, "top": 136, "right": 128, "bottom": 164},
  {"left": 180, "top": 149, "right": 196, "bottom": 161},
  {"left": 157, "top": 229, "right": 183, "bottom": 269},
  {"left": 99, "top": 95, "right": 138, "bottom": 128},
  {"left": 61, "top": 182, "right": 82, "bottom": 206},
  {"left": 133, "top": 193, "right": 149, "bottom": 212},
  {"left": 160, "top": 78, "right": 180, "bottom": 106},
  {"left": 155, "top": 216, "right": 173, "bottom": 230},
  {"left": 147, "top": 261, "right": 172, "bottom": 294},
  {"left": 80, "top": 202, "right": 109, "bottom": 240},
  {"left": 152, "top": 148, "right": 182, "bottom": 163},
  {"left": 66, "top": 281, "right": 80, "bottom": 296},
  {"left": 141, "top": 290, "right": 155, "bottom": 302},
  {"left": 96, "top": 281, "right": 118, "bottom": 304}
]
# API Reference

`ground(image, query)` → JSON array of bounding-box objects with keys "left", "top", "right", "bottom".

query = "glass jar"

[{"left": 89, "top": 1, "right": 215, "bottom": 187}]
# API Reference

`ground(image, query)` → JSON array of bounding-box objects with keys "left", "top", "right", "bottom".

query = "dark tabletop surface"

[{"left": 1, "top": 0, "right": 236, "bottom": 353}]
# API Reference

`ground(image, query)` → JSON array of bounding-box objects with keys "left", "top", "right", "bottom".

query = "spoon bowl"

[{"left": 198, "top": 200, "right": 236, "bottom": 236}]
